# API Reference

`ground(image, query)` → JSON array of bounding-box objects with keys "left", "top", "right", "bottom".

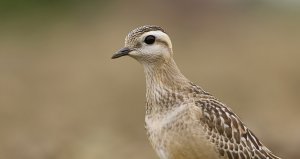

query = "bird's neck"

[{"left": 143, "top": 58, "right": 191, "bottom": 112}]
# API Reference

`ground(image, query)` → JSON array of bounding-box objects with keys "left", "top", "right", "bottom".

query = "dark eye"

[{"left": 144, "top": 35, "right": 156, "bottom": 44}]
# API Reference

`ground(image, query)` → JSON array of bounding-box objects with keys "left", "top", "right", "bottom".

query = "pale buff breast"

[{"left": 145, "top": 104, "right": 224, "bottom": 159}]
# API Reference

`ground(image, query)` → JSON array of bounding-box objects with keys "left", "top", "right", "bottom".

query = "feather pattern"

[{"left": 144, "top": 59, "right": 281, "bottom": 159}]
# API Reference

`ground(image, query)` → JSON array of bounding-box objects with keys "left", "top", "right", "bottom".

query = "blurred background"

[{"left": 0, "top": 0, "right": 299, "bottom": 158}]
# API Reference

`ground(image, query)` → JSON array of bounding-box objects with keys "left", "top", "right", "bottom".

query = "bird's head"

[{"left": 112, "top": 25, "right": 173, "bottom": 65}]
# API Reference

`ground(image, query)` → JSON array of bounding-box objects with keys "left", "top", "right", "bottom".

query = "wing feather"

[{"left": 189, "top": 83, "right": 281, "bottom": 159}]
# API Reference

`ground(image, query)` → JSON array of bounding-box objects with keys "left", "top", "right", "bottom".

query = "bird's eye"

[{"left": 144, "top": 35, "right": 156, "bottom": 44}]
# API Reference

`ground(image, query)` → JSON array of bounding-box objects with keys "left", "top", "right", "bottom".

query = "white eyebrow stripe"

[{"left": 141, "top": 31, "right": 172, "bottom": 49}]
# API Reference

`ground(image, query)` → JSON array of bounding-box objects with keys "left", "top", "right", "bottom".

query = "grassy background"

[{"left": 0, "top": 0, "right": 299, "bottom": 158}]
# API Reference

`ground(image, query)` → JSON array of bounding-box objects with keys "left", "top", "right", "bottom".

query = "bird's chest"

[
  {"left": 145, "top": 105, "right": 190, "bottom": 141},
  {"left": 145, "top": 109, "right": 190, "bottom": 159},
  {"left": 145, "top": 106, "right": 220, "bottom": 159}
]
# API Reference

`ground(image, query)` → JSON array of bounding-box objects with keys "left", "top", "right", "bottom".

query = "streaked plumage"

[{"left": 112, "top": 25, "right": 281, "bottom": 159}]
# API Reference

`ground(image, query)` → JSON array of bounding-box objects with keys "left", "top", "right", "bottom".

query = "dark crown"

[{"left": 126, "top": 25, "right": 165, "bottom": 43}]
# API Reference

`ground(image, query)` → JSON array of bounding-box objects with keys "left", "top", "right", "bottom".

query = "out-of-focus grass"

[{"left": 0, "top": 1, "right": 299, "bottom": 159}]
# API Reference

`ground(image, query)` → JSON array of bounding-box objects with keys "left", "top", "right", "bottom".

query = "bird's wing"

[{"left": 191, "top": 88, "right": 280, "bottom": 159}]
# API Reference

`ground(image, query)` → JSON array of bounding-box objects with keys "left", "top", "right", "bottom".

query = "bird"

[{"left": 111, "top": 25, "right": 281, "bottom": 159}]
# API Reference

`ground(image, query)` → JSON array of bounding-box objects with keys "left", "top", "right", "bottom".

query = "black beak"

[{"left": 111, "top": 47, "right": 132, "bottom": 59}]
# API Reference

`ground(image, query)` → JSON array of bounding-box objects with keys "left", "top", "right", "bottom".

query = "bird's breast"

[{"left": 145, "top": 105, "right": 220, "bottom": 159}]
